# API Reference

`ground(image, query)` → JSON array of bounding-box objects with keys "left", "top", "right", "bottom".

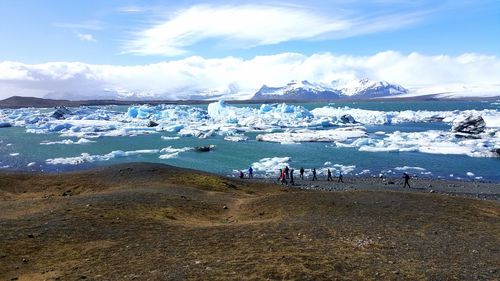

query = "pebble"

[{"left": 223, "top": 205, "right": 228, "bottom": 209}]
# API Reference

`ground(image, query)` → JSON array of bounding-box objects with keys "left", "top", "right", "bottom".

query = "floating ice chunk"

[
  {"left": 224, "top": 135, "right": 248, "bottom": 142},
  {"left": 333, "top": 164, "right": 356, "bottom": 174},
  {"left": 27, "top": 162, "right": 36, "bottom": 167},
  {"left": 46, "top": 149, "right": 159, "bottom": 165},
  {"left": 251, "top": 157, "right": 291, "bottom": 177},
  {"left": 466, "top": 172, "right": 475, "bottom": 177},
  {"left": 355, "top": 130, "right": 499, "bottom": 158},
  {"left": 159, "top": 146, "right": 193, "bottom": 159},
  {"left": 40, "top": 138, "right": 95, "bottom": 145},
  {"left": 395, "top": 166, "right": 426, "bottom": 171},
  {"left": 161, "top": 136, "right": 181, "bottom": 140},
  {"left": 256, "top": 127, "right": 366, "bottom": 143},
  {"left": 324, "top": 161, "right": 332, "bottom": 165},
  {"left": 9, "top": 153, "right": 19, "bottom": 156}
]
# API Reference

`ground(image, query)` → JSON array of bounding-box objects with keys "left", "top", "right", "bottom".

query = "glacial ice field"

[{"left": 1, "top": 100, "right": 499, "bottom": 181}]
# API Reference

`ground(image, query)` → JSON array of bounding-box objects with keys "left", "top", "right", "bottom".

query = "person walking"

[
  {"left": 337, "top": 170, "right": 344, "bottom": 183},
  {"left": 248, "top": 167, "right": 253, "bottom": 179},
  {"left": 312, "top": 168, "right": 317, "bottom": 181},
  {"left": 403, "top": 172, "right": 411, "bottom": 188},
  {"left": 327, "top": 169, "right": 333, "bottom": 181},
  {"left": 284, "top": 166, "right": 290, "bottom": 179},
  {"left": 299, "top": 167, "right": 305, "bottom": 180},
  {"left": 239, "top": 170, "right": 244, "bottom": 179},
  {"left": 278, "top": 169, "right": 283, "bottom": 181},
  {"left": 290, "top": 169, "right": 295, "bottom": 185}
]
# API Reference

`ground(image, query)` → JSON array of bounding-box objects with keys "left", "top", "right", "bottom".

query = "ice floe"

[
  {"left": 348, "top": 130, "right": 499, "bottom": 158},
  {"left": 40, "top": 138, "right": 95, "bottom": 145},
  {"left": 256, "top": 127, "right": 366, "bottom": 143},
  {"left": 251, "top": 157, "right": 291, "bottom": 177},
  {"left": 46, "top": 149, "right": 159, "bottom": 165},
  {"left": 159, "top": 146, "right": 193, "bottom": 159}
]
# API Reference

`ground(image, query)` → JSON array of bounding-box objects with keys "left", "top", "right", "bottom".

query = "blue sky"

[
  {"left": 0, "top": 0, "right": 499, "bottom": 100},
  {"left": 0, "top": 0, "right": 499, "bottom": 64}
]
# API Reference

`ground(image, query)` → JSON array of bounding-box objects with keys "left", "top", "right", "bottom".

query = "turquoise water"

[{"left": 1, "top": 101, "right": 499, "bottom": 181}]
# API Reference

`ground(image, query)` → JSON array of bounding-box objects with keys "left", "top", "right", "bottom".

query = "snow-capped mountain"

[{"left": 252, "top": 79, "right": 408, "bottom": 100}]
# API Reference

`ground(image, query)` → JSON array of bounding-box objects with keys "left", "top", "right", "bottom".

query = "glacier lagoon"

[{"left": 1, "top": 101, "right": 499, "bottom": 181}]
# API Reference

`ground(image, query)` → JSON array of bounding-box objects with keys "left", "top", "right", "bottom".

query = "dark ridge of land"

[
  {"left": 0, "top": 162, "right": 499, "bottom": 280},
  {"left": 1, "top": 95, "right": 498, "bottom": 108}
]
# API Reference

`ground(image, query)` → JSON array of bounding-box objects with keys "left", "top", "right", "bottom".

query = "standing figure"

[
  {"left": 281, "top": 169, "right": 288, "bottom": 185},
  {"left": 337, "top": 170, "right": 344, "bottom": 183},
  {"left": 403, "top": 172, "right": 411, "bottom": 188},
  {"left": 290, "top": 169, "right": 295, "bottom": 185},
  {"left": 248, "top": 167, "right": 253, "bottom": 179},
  {"left": 239, "top": 170, "right": 244, "bottom": 179},
  {"left": 327, "top": 169, "right": 333, "bottom": 181},
  {"left": 278, "top": 169, "right": 283, "bottom": 181},
  {"left": 312, "top": 168, "right": 317, "bottom": 181},
  {"left": 299, "top": 167, "right": 305, "bottom": 180},
  {"left": 284, "top": 166, "right": 290, "bottom": 179}
]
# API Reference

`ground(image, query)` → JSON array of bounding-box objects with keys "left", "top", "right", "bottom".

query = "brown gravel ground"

[{"left": 0, "top": 163, "right": 499, "bottom": 281}]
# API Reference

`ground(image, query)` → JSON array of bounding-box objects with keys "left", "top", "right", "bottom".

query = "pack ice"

[{"left": 0, "top": 100, "right": 499, "bottom": 158}]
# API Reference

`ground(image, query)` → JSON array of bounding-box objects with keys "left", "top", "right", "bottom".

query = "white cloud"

[
  {"left": 77, "top": 33, "right": 96, "bottom": 42},
  {"left": 123, "top": 4, "right": 424, "bottom": 56},
  {"left": 0, "top": 51, "right": 499, "bottom": 100}
]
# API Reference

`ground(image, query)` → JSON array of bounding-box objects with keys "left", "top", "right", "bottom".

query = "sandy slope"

[{"left": 0, "top": 163, "right": 499, "bottom": 280}]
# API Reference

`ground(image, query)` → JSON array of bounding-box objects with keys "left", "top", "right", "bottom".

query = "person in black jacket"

[{"left": 403, "top": 172, "right": 411, "bottom": 188}]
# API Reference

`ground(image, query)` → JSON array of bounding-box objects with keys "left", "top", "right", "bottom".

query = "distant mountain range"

[{"left": 252, "top": 79, "right": 408, "bottom": 101}]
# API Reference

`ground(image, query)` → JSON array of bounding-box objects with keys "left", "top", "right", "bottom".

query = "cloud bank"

[{"left": 0, "top": 51, "right": 499, "bottom": 100}]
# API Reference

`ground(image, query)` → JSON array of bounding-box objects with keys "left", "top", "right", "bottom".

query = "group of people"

[
  {"left": 278, "top": 166, "right": 343, "bottom": 186},
  {"left": 238, "top": 167, "right": 412, "bottom": 188}
]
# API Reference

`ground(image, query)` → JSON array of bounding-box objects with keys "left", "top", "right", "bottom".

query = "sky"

[{"left": 0, "top": 0, "right": 499, "bottom": 100}]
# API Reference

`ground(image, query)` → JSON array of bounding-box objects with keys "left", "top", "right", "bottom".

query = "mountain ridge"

[{"left": 253, "top": 79, "right": 408, "bottom": 100}]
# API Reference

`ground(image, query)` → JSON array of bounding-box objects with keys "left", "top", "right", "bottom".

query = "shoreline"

[
  {"left": 2, "top": 162, "right": 500, "bottom": 201},
  {"left": 245, "top": 176, "right": 500, "bottom": 201}
]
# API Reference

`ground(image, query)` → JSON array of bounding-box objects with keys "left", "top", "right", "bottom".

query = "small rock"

[
  {"left": 85, "top": 204, "right": 92, "bottom": 207},
  {"left": 147, "top": 120, "right": 159, "bottom": 127},
  {"left": 429, "top": 190, "right": 435, "bottom": 193},
  {"left": 22, "top": 258, "right": 28, "bottom": 263},
  {"left": 223, "top": 205, "right": 228, "bottom": 210},
  {"left": 387, "top": 181, "right": 395, "bottom": 185},
  {"left": 27, "top": 234, "right": 34, "bottom": 239}
]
